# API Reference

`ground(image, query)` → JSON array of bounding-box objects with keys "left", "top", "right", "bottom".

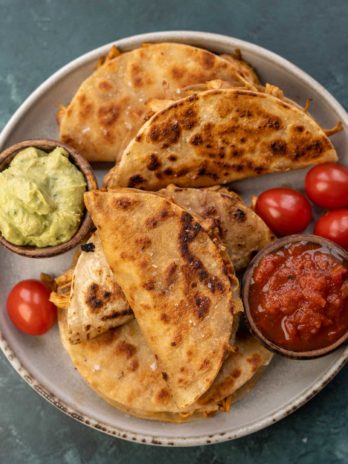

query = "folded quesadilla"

[
  {"left": 106, "top": 89, "right": 337, "bottom": 190},
  {"left": 59, "top": 233, "right": 133, "bottom": 344},
  {"left": 58, "top": 43, "right": 257, "bottom": 162},
  {"left": 58, "top": 306, "right": 272, "bottom": 421},
  {"left": 50, "top": 186, "right": 272, "bottom": 344},
  {"left": 84, "top": 188, "right": 242, "bottom": 408}
]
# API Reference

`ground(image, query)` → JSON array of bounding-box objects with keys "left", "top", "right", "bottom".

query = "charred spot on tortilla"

[
  {"left": 78, "top": 98, "right": 94, "bottom": 120},
  {"left": 190, "top": 134, "right": 204, "bottom": 146},
  {"left": 170, "top": 65, "right": 185, "bottom": 80},
  {"left": 232, "top": 368, "right": 242, "bottom": 378},
  {"left": 156, "top": 388, "right": 171, "bottom": 404},
  {"left": 200, "top": 50, "right": 216, "bottom": 69},
  {"left": 194, "top": 294, "right": 211, "bottom": 319},
  {"left": 246, "top": 353, "right": 263, "bottom": 372},
  {"left": 98, "top": 80, "right": 113, "bottom": 91},
  {"left": 86, "top": 283, "right": 108, "bottom": 312},
  {"left": 270, "top": 140, "right": 287, "bottom": 155},
  {"left": 199, "top": 359, "right": 211, "bottom": 371},
  {"left": 135, "top": 235, "right": 152, "bottom": 250},
  {"left": 98, "top": 103, "right": 121, "bottom": 126},
  {"left": 177, "top": 104, "right": 199, "bottom": 130},
  {"left": 111, "top": 197, "right": 134, "bottom": 209},
  {"left": 130, "top": 62, "right": 145, "bottom": 88},
  {"left": 117, "top": 341, "right": 137, "bottom": 359},
  {"left": 196, "top": 165, "right": 219, "bottom": 180},
  {"left": 160, "top": 313, "right": 171, "bottom": 323},
  {"left": 164, "top": 262, "right": 178, "bottom": 287},
  {"left": 81, "top": 242, "right": 95, "bottom": 252},
  {"left": 145, "top": 206, "right": 175, "bottom": 229},
  {"left": 233, "top": 209, "right": 247, "bottom": 222},
  {"left": 147, "top": 154, "right": 162, "bottom": 171},
  {"left": 143, "top": 280, "right": 156, "bottom": 291},
  {"left": 163, "top": 168, "right": 174, "bottom": 176},
  {"left": 204, "top": 205, "right": 217, "bottom": 216},
  {"left": 179, "top": 212, "right": 224, "bottom": 293},
  {"left": 129, "top": 359, "right": 139, "bottom": 372},
  {"left": 128, "top": 174, "right": 145, "bottom": 187},
  {"left": 264, "top": 116, "right": 282, "bottom": 129},
  {"left": 100, "top": 308, "right": 133, "bottom": 321},
  {"left": 148, "top": 121, "right": 181, "bottom": 146}
]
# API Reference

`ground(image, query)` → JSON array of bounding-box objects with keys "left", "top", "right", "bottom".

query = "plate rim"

[{"left": 0, "top": 30, "right": 347, "bottom": 447}]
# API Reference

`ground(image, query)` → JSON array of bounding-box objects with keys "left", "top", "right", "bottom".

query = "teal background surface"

[{"left": 1, "top": 0, "right": 348, "bottom": 462}]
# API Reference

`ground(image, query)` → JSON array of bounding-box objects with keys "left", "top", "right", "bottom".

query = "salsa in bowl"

[{"left": 243, "top": 234, "right": 348, "bottom": 359}]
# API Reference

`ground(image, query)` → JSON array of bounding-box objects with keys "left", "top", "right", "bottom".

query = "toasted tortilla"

[
  {"left": 58, "top": 306, "right": 272, "bottom": 420},
  {"left": 58, "top": 43, "right": 254, "bottom": 162},
  {"left": 53, "top": 244, "right": 240, "bottom": 347},
  {"left": 84, "top": 188, "right": 241, "bottom": 408},
  {"left": 50, "top": 186, "right": 270, "bottom": 343},
  {"left": 159, "top": 185, "right": 274, "bottom": 271},
  {"left": 64, "top": 233, "right": 132, "bottom": 344},
  {"left": 106, "top": 89, "right": 337, "bottom": 189}
]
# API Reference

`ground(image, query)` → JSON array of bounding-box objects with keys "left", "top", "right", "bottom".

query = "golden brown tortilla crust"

[
  {"left": 59, "top": 43, "right": 254, "bottom": 162},
  {"left": 59, "top": 313, "right": 180, "bottom": 413},
  {"left": 58, "top": 307, "right": 272, "bottom": 420},
  {"left": 54, "top": 186, "right": 270, "bottom": 345},
  {"left": 106, "top": 89, "right": 337, "bottom": 189},
  {"left": 84, "top": 188, "right": 241, "bottom": 409}
]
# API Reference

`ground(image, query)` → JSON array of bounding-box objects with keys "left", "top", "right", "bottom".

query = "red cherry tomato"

[
  {"left": 314, "top": 210, "right": 348, "bottom": 250},
  {"left": 255, "top": 188, "right": 312, "bottom": 236},
  {"left": 6, "top": 280, "right": 57, "bottom": 335},
  {"left": 305, "top": 163, "right": 348, "bottom": 209}
]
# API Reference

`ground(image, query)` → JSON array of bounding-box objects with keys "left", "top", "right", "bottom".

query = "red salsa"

[{"left": 249, "top": 241, "right": 348, "bottom": 352}]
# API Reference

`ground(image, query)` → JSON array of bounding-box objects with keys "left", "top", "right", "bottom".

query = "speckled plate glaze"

[{"left": 0, "top": 31, "right": 347, "bottom": 447}]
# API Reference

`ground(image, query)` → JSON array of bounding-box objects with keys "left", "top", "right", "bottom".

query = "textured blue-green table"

[{"left": 1, "top": 0, "right": 347, "bottom": 462}]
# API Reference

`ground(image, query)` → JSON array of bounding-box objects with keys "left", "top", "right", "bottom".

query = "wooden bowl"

[
  {"left": 0, "top": 139, "right": 97, "bottom": 258},
  {"left": 242, "top": 234, "right": 348, "bottom": 359}
]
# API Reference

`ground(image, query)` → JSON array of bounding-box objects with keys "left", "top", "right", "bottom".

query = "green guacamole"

[{"left": 0, "top": 146, "right": 87, "bottom": 247}]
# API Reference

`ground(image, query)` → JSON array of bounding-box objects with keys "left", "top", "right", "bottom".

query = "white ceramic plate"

[{"left": 0, "top": 31, "right": 347, "bottom": 447}]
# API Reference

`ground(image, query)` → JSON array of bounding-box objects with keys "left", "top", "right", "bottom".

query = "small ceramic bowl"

[
  {"left": 0, "top": 139, "right": 97, "bottom": 258},
  {"left": 242, "top": 234, "right": 348, "bottom": 359}
]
